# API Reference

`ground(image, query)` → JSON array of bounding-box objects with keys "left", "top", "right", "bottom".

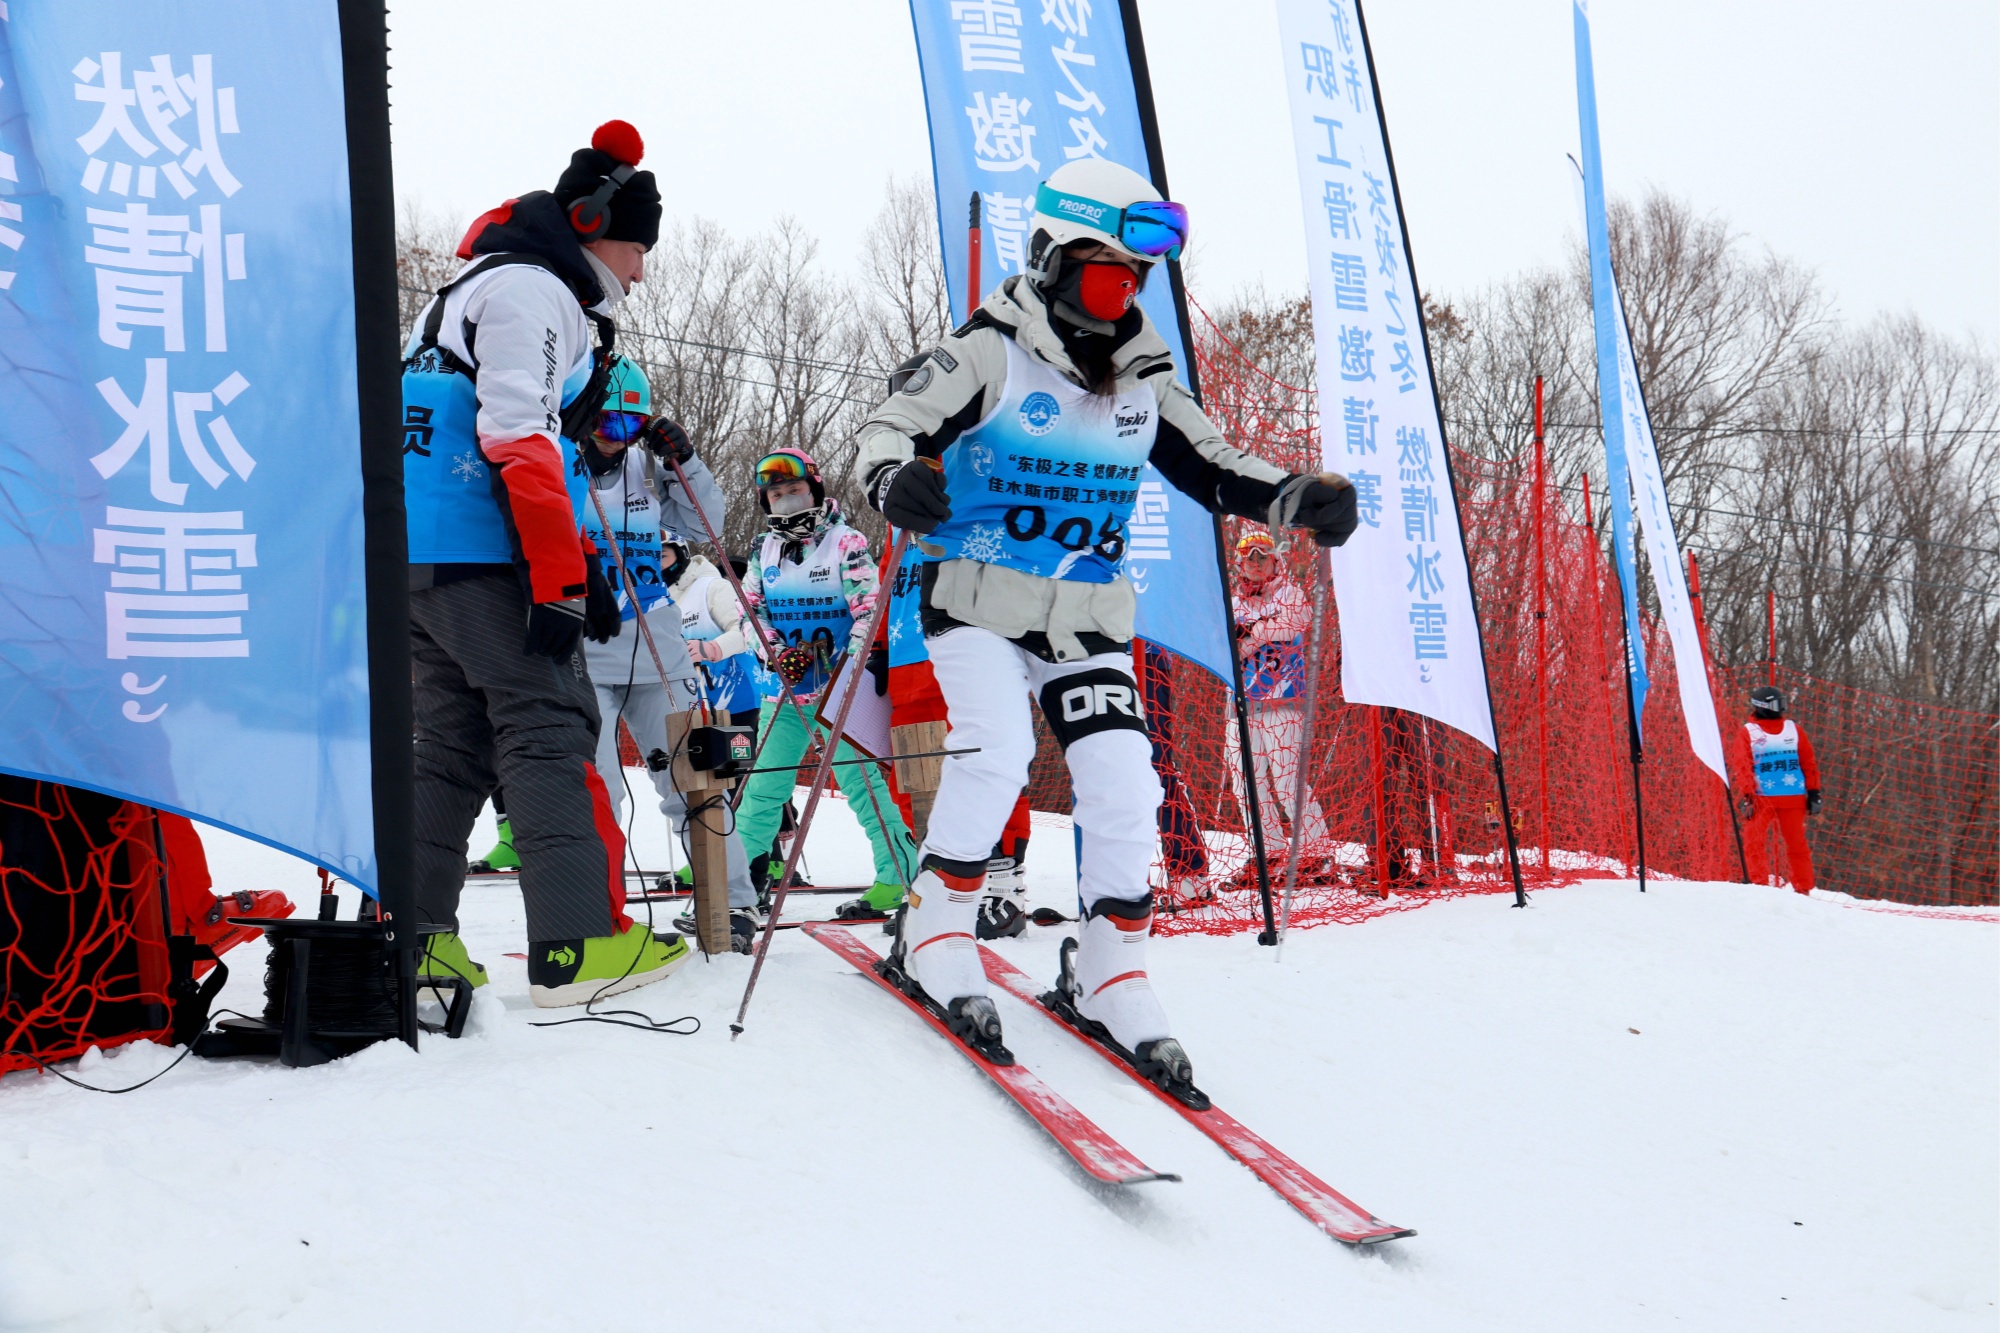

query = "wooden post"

[
  {"left": 666, "top": 709, "right": 736, "bottom": 957},
  {"left": 891, "top": 720, "right": 949, "bottom": 845}
]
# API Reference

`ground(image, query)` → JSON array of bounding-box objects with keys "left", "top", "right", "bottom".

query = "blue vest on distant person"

[
  {"left": 930, "top": 337, "right": 1158, "bottom": 583},
  {"left": 678, "top": 573, "right": 757, "bottom": 713},
  {"left": 401, "top": 257, "right": 594, "bottom": 564},
  {"left": 1747, "top": 720, "right": 1806, "bottom": 797}
]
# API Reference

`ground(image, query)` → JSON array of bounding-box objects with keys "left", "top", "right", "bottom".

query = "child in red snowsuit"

[{"left": 1726, "top": 685, "right": 1823, "bottom": 894}]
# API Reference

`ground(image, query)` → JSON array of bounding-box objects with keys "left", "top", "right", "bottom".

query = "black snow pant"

[{"left": 410, "top": 571, "right": 626, "bottom": 944}]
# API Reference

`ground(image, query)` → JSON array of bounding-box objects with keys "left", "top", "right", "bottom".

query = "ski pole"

[
  {"left": 733, "top": 529, "right": 912, "bottom": 1040},
  {"left": 1275, "top": 547, "right": 1331, "bottom": 960},
  {"left": 727, "top": 746, "right": 978, "bottom": 778}
]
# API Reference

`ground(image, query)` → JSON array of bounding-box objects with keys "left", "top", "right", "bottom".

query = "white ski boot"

[
  {"left": 884, "top": 854, "right": 1009, "bottom": 1061},
  {"left": 1046, "top": 893, "right": 1208, "bottom": 1109}
]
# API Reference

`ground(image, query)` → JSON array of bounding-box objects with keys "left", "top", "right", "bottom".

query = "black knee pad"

[
  {"left": 1039, "top": 669, "right": 1147, "bottom": 751},
  {"left": 1084, "top": 891, "right": 1155, "bottom": 923}
]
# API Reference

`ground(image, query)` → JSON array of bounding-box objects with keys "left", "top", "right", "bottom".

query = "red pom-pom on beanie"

[{"left": 590, "top": 120, "right": 645, "bottom": 167}]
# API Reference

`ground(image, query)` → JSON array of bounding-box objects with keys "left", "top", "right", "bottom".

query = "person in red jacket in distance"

[{"left": 1727, "top": 685, "right": 1823, "bottom": 894}]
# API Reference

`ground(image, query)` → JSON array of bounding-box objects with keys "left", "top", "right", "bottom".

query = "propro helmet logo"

[{"left": 1019, "top": 391, "right": 1061, "bottom": 437}]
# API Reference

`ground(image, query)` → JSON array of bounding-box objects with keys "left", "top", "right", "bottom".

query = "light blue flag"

[
  {"left": 906, "top": 0, "right": 1233, "bottom": 686},
  {"left": 1572, "top": 0, "right": 1650, "bottom": 741},
  {"left": 0, "top": 4, "right": 376, "bottom": 888}
]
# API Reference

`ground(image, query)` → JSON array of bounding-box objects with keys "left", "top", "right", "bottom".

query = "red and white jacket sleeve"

[{"left": 462, "top": 266, "right": 590, "bottom": 604}]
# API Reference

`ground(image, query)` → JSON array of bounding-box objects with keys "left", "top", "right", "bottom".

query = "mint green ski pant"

[{"left": 734, "top": 700, "right": 917, "bottom": 890}]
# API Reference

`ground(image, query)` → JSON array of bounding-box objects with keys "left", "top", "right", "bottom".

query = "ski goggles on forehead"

[
  {"left": 754, "top": 453, "right": 811, "bottom": 487},
  {"left": 594, "top": 410, "right": 651, "bottom": 444},
  {"left": 1035, "top": 185, "right": 1188, "bottom": 260}
]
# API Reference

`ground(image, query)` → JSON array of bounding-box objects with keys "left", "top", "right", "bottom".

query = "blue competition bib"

[
  {"left": 1747, "top": 721, "right": 1806, "bottom": 797},
  {"left": 1245, "top": 637, "right": 1306, "bottom": 702},
  {"left": 568, "top": 448, "right": 667, "bottom": 619},
  {"left": 886, "top": 538, "right": 928, "bottom": 669},
  {"left": 759, "top": 529, "right": 855, "bottom": 697},
  {"left": 931, "top": 337, "right": 1158, "bottom": 583}
]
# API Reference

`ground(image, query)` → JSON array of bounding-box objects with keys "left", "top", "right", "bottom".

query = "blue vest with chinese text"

[
  {"left": 679, "top": 573, "right": 756, "bottom": 713},
  {"left": 1746, "top": 720, "right": 1806, "bottom": 797},
  {"left": 758, "top": 527, "right": 855, "bottom": 699},
  {"left": 567, "top": 447, "right": 668, "bottom": 619},
  {"left": 931, "top": 337, "right": 1158, "bottom": 583},
  {"left": 886, "top": 537, "right": 928, "bottom": 669},
  {"left": 401, "top": 261, "right": 594, "bottom": 565}
]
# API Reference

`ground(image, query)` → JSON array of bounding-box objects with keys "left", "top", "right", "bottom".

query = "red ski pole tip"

[{"left": 590, "top": 119, "right": 645, "bottom": 167}]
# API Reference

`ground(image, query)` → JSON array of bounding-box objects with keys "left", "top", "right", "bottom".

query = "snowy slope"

[{"left": 0, "top": 784, "right": 1993, "bottom": 1332}]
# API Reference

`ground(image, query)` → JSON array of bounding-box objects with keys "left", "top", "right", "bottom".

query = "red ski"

[
  {"left": 979, "top": 944, "right": 1414, "bottom": 1245},
  {"left": 804, "top": 924, "right": 1176, "bottom": 1187}
]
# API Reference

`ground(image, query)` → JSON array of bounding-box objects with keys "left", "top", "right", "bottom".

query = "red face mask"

[{"left": 1075, "top": 261, "right": 1139, "bottom": 321}]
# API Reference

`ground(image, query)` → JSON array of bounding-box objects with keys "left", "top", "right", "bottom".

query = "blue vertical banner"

[
  {"left": 906, "top": 0, "right": 1232, "bottom": 685},
  {"left": 1572, "top": 0, "right": 1650, "bottom": 738},
  {"left": 0, "top": 4, "right": 377, "bottom": 887}
]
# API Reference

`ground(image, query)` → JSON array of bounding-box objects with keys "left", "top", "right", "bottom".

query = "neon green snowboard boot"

[
  {"left": 468, "top": 817, "right": 520, "bottom": 874},
  {"left": 418, "top": 931, "right": 489, "bottom": 987},
  {"left": 527, "top": 923, "right": 691, "bottom": 1008}
]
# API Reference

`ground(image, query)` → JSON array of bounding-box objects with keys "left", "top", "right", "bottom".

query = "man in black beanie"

[{"left": 401, "top": 121, "right": 695, "bottom": 1007}]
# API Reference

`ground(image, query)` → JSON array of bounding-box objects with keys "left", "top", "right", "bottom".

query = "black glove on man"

[
  {"left": 583, "top": 551, "right": 622, "bottom": 645},
  {"left": 876, "top": 460, "right": 951, "bottom": 534},
  {"left": 642, "top": 417, "right": 696, "bottom": 466},
  {"left": 1805, "top": 790, "right": 1822, "bottom": 816},
  {"left": 524, "top": 597, "right": 586, "bottom": 661},
  {"left": 1291, "top": 475, "right": 1360, "bottom": 548}
]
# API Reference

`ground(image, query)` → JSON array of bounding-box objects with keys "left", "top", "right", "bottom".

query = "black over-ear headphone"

[{"left": 568, "top": 163, "right": 637, "bottom": 242}]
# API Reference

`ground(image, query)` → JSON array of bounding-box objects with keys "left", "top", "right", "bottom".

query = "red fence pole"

[
  {"left": 1370, "top": 705, "right": 1391, "bottom": 898},
  {"left": 966, "top": 192, "right": 983, "bottom": 324},
  {"left": 1532, "top": 375, "right": 1550, "bottom": 878}
]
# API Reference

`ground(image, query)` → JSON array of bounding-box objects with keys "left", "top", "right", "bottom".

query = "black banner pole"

[
  {"left": 337, "top": 1, "right": 417, "bottom": 1027},
  {"left": 1352, "top": 0, "right": 1527, "bottom": 907},
  {"left": 1118, "top": 0, "right": 1280, "bottom": 942}
]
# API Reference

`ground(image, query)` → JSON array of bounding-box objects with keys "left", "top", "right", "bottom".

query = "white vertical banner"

[
  {"left": 1568, "top": 165, "right": 1730, "bottom": 784},
  {"left": 1273, "top": 0, "right": 1495, "bottom": 750}
]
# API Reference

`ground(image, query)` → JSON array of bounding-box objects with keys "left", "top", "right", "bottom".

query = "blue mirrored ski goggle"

[
  {"left": 1035, "top": 185, "right": 1188, "bottom": 260},
  {"left": 595, "top": 410, "right": 651, "bottom": 443}
]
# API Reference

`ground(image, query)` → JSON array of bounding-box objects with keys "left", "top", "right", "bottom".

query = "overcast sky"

[{"left": 386, "top": 0, "right": 1998, "bottom": 342}]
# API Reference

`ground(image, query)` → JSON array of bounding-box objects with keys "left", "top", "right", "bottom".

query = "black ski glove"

[
  {"left": 524, "top": 597, "right": 586, "bottom": 661},
  {"left": 1806, "top": 789, "right": 1822, "bottom": 816},
  {"left": 866, "top": 642, "right": 889, "bottom": 696},
  {"left": 583, "top": 551, "right": 622, "bottom": 645},
  {"left": 875, "top": 460, "right": 951, "bottom": 534},
  {"left": 642, "top": 417, "right": 696, "bottom": 466},
  {"left": 1289, "top": 474, "right": 1359, "bottom": 548}
]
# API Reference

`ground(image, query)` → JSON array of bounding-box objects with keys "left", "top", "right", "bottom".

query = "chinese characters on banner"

[
  {"left": 1273, "top": 0, "right": 1495, "bottom": 750},
  {"left": 907, "top": 0, "right": 1233, "bottom": 686},
  {"left": 1571, "top": 6, "right": 1728, "bottom": 783},
  {"left": 0, "top": 4, "right": 377, "bottom": 889}
]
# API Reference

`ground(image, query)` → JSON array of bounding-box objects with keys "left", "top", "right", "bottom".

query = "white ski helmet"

[{"left": 1028, "top": 159, "right": 1187, "bottom": 278}]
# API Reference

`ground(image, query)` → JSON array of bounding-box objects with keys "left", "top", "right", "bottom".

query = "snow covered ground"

[{"left": 0, "top": 782, "right": 1993, "bottom": 1332}]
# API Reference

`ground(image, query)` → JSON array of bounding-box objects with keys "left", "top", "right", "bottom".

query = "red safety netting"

[
  {"left": 1, "top": 778, "right": 171, "bottom": 1075},
  {"left": 1016, "top": 309, "right": 1998, "bottom": 932},
  {"left": 1, "top": 777, "right": 295, "bottom": 1074}
]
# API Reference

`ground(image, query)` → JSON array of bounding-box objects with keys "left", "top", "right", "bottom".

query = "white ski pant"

[
  {"left": 1229, "top": 698, "right": 1327, "bottom": 849},
  {"left": 927, "top": 627, "right": 1161, "bottom": 911},
  {"left": 592, "top": 674, "right": 757, "bottom": 910}
]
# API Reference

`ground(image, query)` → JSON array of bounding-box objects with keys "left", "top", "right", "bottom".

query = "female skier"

[{"left": 854, "top": 159, "right": 1356, "bottom": 1102}]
